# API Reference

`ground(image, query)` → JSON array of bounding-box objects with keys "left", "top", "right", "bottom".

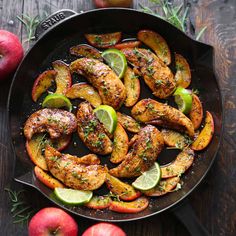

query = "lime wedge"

[
  {"left": 132, "top": 162, "right": 161, "bottom": 191},
  {"left": 94, "top": 105, "right": 117, "bottom": 133},
  {"left": 174, "top": 87, "right": 192, "bottom": 114},
  {"left": 54, "top": 188, "right": 93, "bottom": 205},
  {"left": 101, "top": 48, "right": 127, "bottom": 79},
  {"left": 42, "top": 93, "right": 72, "bottom": 111}
]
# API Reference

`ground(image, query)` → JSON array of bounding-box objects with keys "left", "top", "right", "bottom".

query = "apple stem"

[
  {"left": 50, "top": 226, "right": 61, "bottom": 235},
  {"left": 0, "top": 54, "right": 3, "bottom": 59}
]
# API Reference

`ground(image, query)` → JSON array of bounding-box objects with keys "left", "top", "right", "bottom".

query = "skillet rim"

[{"left": 7, "top": 8, "right": 224, "bottom": 222}]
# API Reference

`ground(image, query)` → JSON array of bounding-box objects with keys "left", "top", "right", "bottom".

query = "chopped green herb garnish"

[{"left": 154, "top": 79, "right": 163, "bottom": 88}]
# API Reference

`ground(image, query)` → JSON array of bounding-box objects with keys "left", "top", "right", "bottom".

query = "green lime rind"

[
  {"left": 101, "top": 48, "right": 127, "bottom": 79},
  {"left": 54, "top": 187, "right": 93, "bottom": 205},
  {"left": 42, "top": 93, "right": 72, "bottom": 112},
  {"left": 132, "top": 162, "right": 161, "bottom": 191},
  {"left": 173, "top": 87, "right": 192, "bottom": 114},
  {"left": 94, "top": 105, "right": 118, "bottom": 134}
]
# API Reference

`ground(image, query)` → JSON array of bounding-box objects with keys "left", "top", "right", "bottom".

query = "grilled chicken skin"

[
  {"left": 70, "top": 58, "right": 126, "bottom": 110},
  {"left": 77, "top": 102, "right": 113, "bottom": 155},
  {"left": 45, "top": 146, "right": 107, "bottom": 191},
  {"left": 131, "top": 99, "right": 195, "bottom": 137},
  {"left": 121, "top": 48, "right": 176, "bottom": 98},
  {"left": 109, "top": 125, "right": 164, "bottom": 178},
  {"left": 24, "top": 108, "right": 77, "bottom": 140}
]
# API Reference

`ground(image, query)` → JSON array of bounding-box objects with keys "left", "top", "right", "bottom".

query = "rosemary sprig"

[
  {"left": 196, "top": 26, "right": 207, "bottom": 41},
  {"left": 5, "top": 188, "right": 34, "bottom": 225},
  {"left": 17, "top": 14, "right": 40, "bottom": 43},
  {"left": 139, "top": 0, "right": 189, "bottom": 31},
  {"left": 139, "top": 0, "right": 207, "bottom": 40},
  {"left": 16, "top": 11, "right": 48, "bottom": 47}
]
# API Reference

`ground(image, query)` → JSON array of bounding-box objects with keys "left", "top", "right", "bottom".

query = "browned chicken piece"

[
  {"left": 45, "top": 146, "right": 107, "bottom": 191},
  {"left": 161, "top": 147, "right": 194, "bottom": 178},
  {"left": 24, "top": 108, "right": 77, "bottom": 140},
  {"left": 77, "top": 102, "right": 113, "bottom": 155},
  {"left": 70, "top": 58, "right": 126, "bottom": 110},
  {"left": 109, "top": 125, "right": 164, "bottom": 178},
  {"left": 121, "top": 48, "right": 176, "bottom": 98},
  {"left": 131, "top": 99, "right": 195, "bottom": 137}
]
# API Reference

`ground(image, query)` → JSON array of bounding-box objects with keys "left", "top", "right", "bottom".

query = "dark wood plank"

[
  {"left": 0, "top": 119, "right": 17, "bottom": 236},
  {"left": 189, "top": 1, "right": 236, "bottom": 235},
  {"left": 0, "top": 0, "right": 236, "bottom": 235},
  {"left": 0, "top": 0, "right": 23, "bottom": 36},
  {"left": 0, "top": 1, "right": 25, "bottom": 235}
]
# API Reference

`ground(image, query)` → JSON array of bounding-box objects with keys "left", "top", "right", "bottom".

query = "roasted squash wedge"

[
  {"left": 52, "top": 60, "right": 72, "bottom": 95},
  {"left": 124, "top": 67, "right": 140, "bottom": 107},
  {"left": 34, "top": 166, "right": 64, "bottom": 189},
  {"left": 114, "top": 41, "right": 141, "bottom": 50},
  {"left": 70, "top": 44, "right": 102, "bottom": 61},
  {"left": 110, "top": 123, "right": 129, "bottom": 164},
  {"left": 137, "top": 29, "right": 171, "bottom": 65},
  {"left": 191, "top": 111, "right": 214, "bottom": 151},
  {"left": 109, "top": 196, "right": 149, "bottom": 213},
  {"left": 26, "top": 134, "right": 71, "bottom": 171},
  {"left": 175, "top": 53, "right": 191, "bottom": 88},
  {"left": 85, "top": 196, "right": 111, "bottom": 210},
  {"left": 189, "top": 94, "right": 203, "bottom": 130},
  {"left": 161, "top": 148, "right": 194, "bottom": 178},
  {"left": 85, "top": 32, "right": 122, "bottom": 48},
  {"left": 106, "top": 174, "right": 141, "bottom": 201},
  {"left": 117, "top": 112, "right": 141, "bottom": 133},
  {"left": 142, "top": 177, "right": 180, "bottom": 196},
  {"left": 161, "top": 129, "right": 192, "bottom": 149},
  {"left": 66, "top": 83, "right": 102, "bottom": 108},
  {"left": 31, "top": 70, "right": 57, "bottom": 102}
]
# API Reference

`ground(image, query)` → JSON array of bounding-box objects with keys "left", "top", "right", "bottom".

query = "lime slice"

[
  {"left": 101, "top": 48, "right": 127, "bottom": 79},
  {"left": 54, "top": 187, "right": 93, "bottom": 205},
  {"left": 132, "top": 162, "right": 161, "bottom": 191},
  {"left": 174, "top": 87, "right": 192, "bottom": 114},
  {"left": 42, "top": 93, "right": 72, "bottom": 111},
  {"left": 94, "top": 105, "right": 118, "bottom": 133}
]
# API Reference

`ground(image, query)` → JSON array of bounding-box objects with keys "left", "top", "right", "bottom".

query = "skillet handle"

[
  {"left": 172, "top": 200, "right": 210, "bottom": 236},
  {"left": 35, "top": 9, "right": 77, "bottom": 39}
]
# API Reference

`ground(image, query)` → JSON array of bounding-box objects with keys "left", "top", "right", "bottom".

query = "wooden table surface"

[{"left": 0, "top": 0, "right": 236, "bottom": 235}]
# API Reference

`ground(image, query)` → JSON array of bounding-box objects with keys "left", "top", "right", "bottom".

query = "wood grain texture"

[
  {"left": 0, "top": 0, "right": 235, "bottom": 235},
  {"left": 189, "top": 1, "right": 236, "bottom": 235},
  {"left": 0, "top": 0, "right": 23, "bottom": 36}
]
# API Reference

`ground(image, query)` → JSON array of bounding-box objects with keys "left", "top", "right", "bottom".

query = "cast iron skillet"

[{"left": 8, "top": 8, "right": 223, "bottom": 235}]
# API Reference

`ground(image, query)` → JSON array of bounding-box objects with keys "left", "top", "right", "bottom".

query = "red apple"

[
  {"left": 93, "top": 0, "right": 132, "bottom": 8},
  {"left": 28, "top": 207, "right": 78, "bottom": 236},
  {"left": 82, "top": 223, "right": 126, "bottom": 236},
  {"left": 0, "top": 30, "right": 23, "bottom": 80}
]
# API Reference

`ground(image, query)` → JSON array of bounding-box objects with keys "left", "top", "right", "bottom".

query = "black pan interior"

[{"left": 8, "top": 8, "right": 223, "bottom": 221}]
